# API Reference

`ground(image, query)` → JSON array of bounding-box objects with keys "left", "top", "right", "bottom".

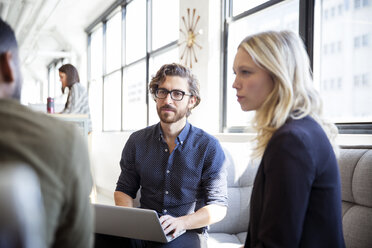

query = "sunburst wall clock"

[{"left": 179, "top": 8, "right": 202, "bottom": 68}]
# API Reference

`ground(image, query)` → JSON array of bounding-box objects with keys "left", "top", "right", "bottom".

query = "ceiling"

[{"left": 0, "top": 0, "right": 116, "bottom": 86}]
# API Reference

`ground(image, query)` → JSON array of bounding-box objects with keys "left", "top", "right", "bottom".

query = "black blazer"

[{"left": 245, "top": 116, "right": 345, "bottom": 248}]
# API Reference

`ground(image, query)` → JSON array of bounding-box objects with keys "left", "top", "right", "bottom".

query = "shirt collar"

[
  {"left": 177, "top": 121, "right": 190, "bottom": 145},
  {"left": 156, "top": 121, "right": 191, "bottom": 145}
]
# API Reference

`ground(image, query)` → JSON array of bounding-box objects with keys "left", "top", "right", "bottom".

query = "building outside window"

[
  {"left": 223, "top": 0, "right": 372, "bottom": 131},
  {"left": 314, "top": 0, "right": 372, "bottom": 122}
]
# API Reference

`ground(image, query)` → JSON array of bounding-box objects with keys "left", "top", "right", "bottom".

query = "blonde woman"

[{"left": 232, "top": 30, "right": 345, "bottom": 247}]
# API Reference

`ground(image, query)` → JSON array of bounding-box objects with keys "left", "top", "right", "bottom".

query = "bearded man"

[{"left": 111, "top": 63, "right": 228, "bottom": 248}]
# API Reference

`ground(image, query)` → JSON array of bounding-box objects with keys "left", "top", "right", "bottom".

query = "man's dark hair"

[
  {"left": 149, "top": 63, "right": 201, "bottom": 116},
  {"left": 0, "top": 18, "right": 18, "bottom": 54},
  {"left": 0, "top": 18, "right": 22, "bottom": 100},
  {"left": 59, "top": 64, "right": 80, "bottom": 87}
]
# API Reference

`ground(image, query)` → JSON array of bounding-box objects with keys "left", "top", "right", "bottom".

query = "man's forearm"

[
  {"left": 181, "top": 204, "right": 227, "bottom": 230},
  {"left": 114, "top": 191, "right": 134, "bottom": 207}
]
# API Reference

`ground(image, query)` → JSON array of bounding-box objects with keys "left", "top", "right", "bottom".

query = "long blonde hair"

[{"left": 239, "top": 30, "right": 338, "bottom": 158}]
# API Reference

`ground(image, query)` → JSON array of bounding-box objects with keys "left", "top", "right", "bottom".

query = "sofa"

[
  {"left": 206, "top": 141, "right": 372, "bottom": 248},
  {"left": 207, "top": 139, "right": 258, "bottom": 248},
  {"left": 92, "top": 132, "right": 372, "bottom": 247},
  {"left": 338, "top": 146, "right": 372, "bottom": 248}
]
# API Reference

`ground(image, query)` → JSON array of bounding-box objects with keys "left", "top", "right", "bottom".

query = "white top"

[{"left": 61, "top": 83, "right": 92, "bottom": 132}]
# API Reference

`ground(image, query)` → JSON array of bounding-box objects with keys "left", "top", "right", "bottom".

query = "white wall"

[
  {"left": 180, "top": 0, "right": 222, "bottom": 133},
  {"left": 91, "top": 132, "right": 131, "bottom": 195}
]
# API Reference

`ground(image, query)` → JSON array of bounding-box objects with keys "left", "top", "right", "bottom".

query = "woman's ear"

[{"left": 0, "top": 52, "right": 14, "bottom": 83}]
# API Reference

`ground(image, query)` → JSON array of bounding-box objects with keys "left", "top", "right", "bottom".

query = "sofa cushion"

[
  {"left": 209, "top": 142, "right": 259, "bottom": 235},
  {"left": 208, "top": 232, "right": 247, "bottom": 248},
  {"left": 339, "top": 147, "right": 372, "bottom": 248}
]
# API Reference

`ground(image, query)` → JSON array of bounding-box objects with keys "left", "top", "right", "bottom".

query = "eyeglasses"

[{"left": 155, "top": 88, "right": 193, "bottom": 101}]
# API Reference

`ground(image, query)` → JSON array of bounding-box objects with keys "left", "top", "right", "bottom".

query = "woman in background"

[
  {"left": 59, "top": 63, "right": 92, "bottom": 133},
  {"left": 232, "top": 30, "right": 345, "bottom": 247}
]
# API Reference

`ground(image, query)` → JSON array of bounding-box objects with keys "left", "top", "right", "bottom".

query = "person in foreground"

[
  {"left": 59, "top": 63, "right": 92, "bottom": 133},
  {"left": 232, "top": 30, "right": 345, "bottom": 247},
  {"left": 113, "top": 63, "right": 228, "bottom": 248},
  {"left": 0, "top": 18, "right": 94, "bottom": 247}
]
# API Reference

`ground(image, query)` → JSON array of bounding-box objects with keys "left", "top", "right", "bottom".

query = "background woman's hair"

[
  {"left": 149, "top": 63, "right": 201, "bottom": 117},
  {"left": 239, "top": 30, "right": 338, "bottom": 158},
  {"left": 58, "top": 64, "right": 80, "bottom": 87}
]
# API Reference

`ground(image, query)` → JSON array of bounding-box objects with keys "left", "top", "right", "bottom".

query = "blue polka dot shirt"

[{"left": 116, "top": 121, "right": 228, "bottom": 222}]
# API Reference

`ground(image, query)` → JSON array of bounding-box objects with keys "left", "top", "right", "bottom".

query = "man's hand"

[
  {"left": 158, "top": 204, "right": 227, "bottom": 238},
  {"left": 159, "top": 215, "right": 187, "bottom": 237}
]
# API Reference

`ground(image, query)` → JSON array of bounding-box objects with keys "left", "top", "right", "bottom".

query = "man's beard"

[
  {"left": 10, "top": 54, "right": 22, "bottom": 100},
  {"left": 12, "top": 75, "right": 22, "bottom": 100},
  {"left": 157, "top": 104, "right": 188, "bottom": 124}
]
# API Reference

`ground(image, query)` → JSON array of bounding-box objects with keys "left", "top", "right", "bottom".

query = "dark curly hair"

[{"left": 149, "top": 63, "right": 201, "bottom": 117}]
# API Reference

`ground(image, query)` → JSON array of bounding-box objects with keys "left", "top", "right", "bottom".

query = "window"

[
  {"left": 47, "top": 59, "right": 68, "bottom": 108},
  {"left": 224, "top": 0, "right": 371, "bottom": 132},
  {"left": 47, "top": 66, "right": 55, "bottom": 98},
  {"left": 354, "top": 75, "right": 360, "bottom": 87},
  {"left": 89, "top": 26, "right": 103, "bottom": 131},
  {"left": 355, "top": 0, "right": 362, "bottom": 8},
  {"left": 87, "top": 0, "right": 179, "bottom": 132},
  {"left": 355, "top": 0, "right": 370, "bottom": 8},
  {"left": 223, "top": 0, "right": 299, "bottom": 130},
  {"left": 106, "top": 11, "right": 122, "bottom": 73},
  {"left": 232, "top": 0, "right": 270, "bottom": 16},
  {"left": 314, "top": 0, "right": 372, "bottom": 122},
  {"left": 362, "top": 73, "right": 369, "bottom": 86},
  {"left": 345, "top": 0, "right": 350, "bottom": 10},
  {"left": 103, "top": 71, "right": 121, "bottom": 131},
  {"left": 152, "top": 0, "right": 179, "bottom": 50},
  {"left": 354, "top": 34, "right": 369, "bottom": 48},
  {"left": 122, "top": 61, "right": 147, "bottom": 130},
  {"left": 338, "top": 4, "right": 343, "bottom": 15},
  {"left": 362, "top": 34, "right": 369, "bottom": 46},
  {"left": 330, "top": 42, "right": 335, "bottom": 53},
  {"left": 126, "top": 0, "right": 146, "bottom": 64}
]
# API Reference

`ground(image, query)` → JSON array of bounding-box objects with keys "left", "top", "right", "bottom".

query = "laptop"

[{"left": 94, "top": 203, "right": 186, "bottom": 243}]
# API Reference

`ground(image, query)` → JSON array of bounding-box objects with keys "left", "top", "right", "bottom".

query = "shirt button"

[
  {"left": 163, "top": 209, "right": 167, "bottom": 213},
  {"left": 165, "top": 148, "right": 168, "bottom": 152},
  {"left": 166, "top": 170, "right": 170, "bottom": 174},
  {"left": 165, "top": 191, "right": 169, "bottom": 194}
]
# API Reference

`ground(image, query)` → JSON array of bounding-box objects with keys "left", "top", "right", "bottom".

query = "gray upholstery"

[
  {"left": 208, "top": 144, "right": 372, "bottom": 248},
  {"left": 339, "top": 147, "right": 372, "bottom": 248},
  {"left": 208, "top": 142, "right": 259, "bottom": 247}
]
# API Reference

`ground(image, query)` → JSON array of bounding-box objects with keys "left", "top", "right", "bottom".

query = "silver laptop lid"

[{"left": 94, "top": 204, "right": 184, "bottom": 243}]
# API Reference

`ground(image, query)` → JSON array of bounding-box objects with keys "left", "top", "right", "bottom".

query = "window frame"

[
  {"left": 221, "top": 0, "right": 372, "bottom": 134},
  {"left": 86, "top": 0, "right": 179, "bottom": 132}
]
